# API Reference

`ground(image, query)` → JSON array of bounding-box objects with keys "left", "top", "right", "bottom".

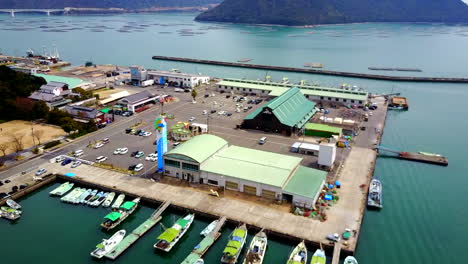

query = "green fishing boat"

[
  {"left": 101, "top": 197, "right": 140, "bottom": 230},
  {"left": 221, "top": 224, "right": 248, "bottom": 264},
  {"left": 154, "top": 214, "right": 195, "bottom": 252}
]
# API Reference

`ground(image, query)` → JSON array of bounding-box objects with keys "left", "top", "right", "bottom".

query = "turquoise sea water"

[{"left": 1, "top": 12, "right": 468, "bottom": 264}]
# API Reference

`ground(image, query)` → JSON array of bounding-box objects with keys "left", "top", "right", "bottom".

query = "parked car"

[
  {"left": 189, "top": 117, "right": 196, "bottom": 122},
  {"left": 131, "top": 151, "right": 138, "bottom": 157},
  {"left": 55, "top": 156, "right": 65, "bottom": 163},
  {"left": 74, "top": 149, "right": 84, "bottom": 157},
  {"left": 134, "top": 163, "right": 144, "bottom": 172},
  {"left": 143, "top": 132, "right": 152, "bottom": 137},
  {"left": 210, "top": 109, "right": 217, "bottom": 114},
  {"left": 226, "top": 95, "right": 230, "bottom": 99},
  {"left": 102, "top": 138, "right": 110, "bottom": 144},
  {"left": 114, "top": 148, "right": 123, "bottom": 155},
  {"left": 35, "top": 168, "right": 47, "bottom": 176},
  {"left": 258, "top": 137, "right": 267, "bottom": 145},
  {"left": 145, "top": 153, "right": 158, "bottom": 162},
  {"left": 94, "top": 142, "right": 104, "bottom": 149},
  {"left": 135, "top": 151, "right": 144, "bottom": 158},
  {"left": 226, "top": 112, "right": 232, "bottom": 117},
  {"left": 71, "top": 161, "right": 82, "bottom": 168},
  {"left": 120, "top": 147, "right": 128, "bottom": 154},
  {"left": 61, "top": 158, "right": 72, "bottom": 166},
  {"left": 96, "top": 156, "right": 108, "bottom": 163},
  {"left": 125, "top": 128, "right": 132, "bottom": 134},
  {"left": 202, "top": 110, "right": 207, "bottom": 115},
  {"left": 204, "top": 94, "right": 210, "bottom": 98},
  {"left": 173, "top": 142, "right": 181, "bottom": 147},
  {"left": 128, "top": 164, "right": 137, "bottom": 171}
]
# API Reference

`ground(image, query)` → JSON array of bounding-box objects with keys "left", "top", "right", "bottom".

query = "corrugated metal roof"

[
  {"left": 33, "top": 73, "right": 84, "bottom": 89},
  {"left": 165, "top": 134, "right": 228, "bottom": 164},
  {"left": 244, "top": 87, "right": 316, "bottom": 128},
  {"left": 201, "top": 145, "right": 302, "bottom": 188},
  {"left": 283, "top": 166, "right": 326, "bottom": 199}
]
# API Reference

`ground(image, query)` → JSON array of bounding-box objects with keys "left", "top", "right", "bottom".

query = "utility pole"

[{"left": 31, "top": 121, "right": 36, "bottom": 147}]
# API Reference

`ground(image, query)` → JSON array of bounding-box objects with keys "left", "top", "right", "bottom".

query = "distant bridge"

[{"left": 0, "top": 9, "right": 65, "bottom": 17}]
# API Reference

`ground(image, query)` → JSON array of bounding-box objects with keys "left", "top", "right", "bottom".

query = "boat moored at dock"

[
  {"left": 221, "top": 224, "right": 248, "bottom": 264},
  {"left": 287, "top": 241, "right": 307, "bottom": 264},
  {"left": 90, "top": 229, "right": 126, "bottom": 259},
  {"left": 154, "top": 213, "right": 195, "bottom": 252},
  {"left": 112, "top": 194, "right": 125, "bottom": 209},
  {"left": 0, "top": 206, "right": 21, "bottom": 221},
  {"left": 101, "top": 197, "right": 140, "bottom": 230},
  {"left": 310, "top": 248, "right": 326, "bottom": 264},
  {"left": 49, "top": 182, "right": 74, "bottom": 196},
  {"left": 367, "top": 179, "right": 382, "bottom": 209},
  {"left": 344, "top": 256, "right": 358, "bottom": 264},
  {"left": 90, "top": 192, "right": 108, "bottom": 207},
  {"left": 200, "top": 219, "right": 219, "bottom": 237},
  {"left": 82, "top": 189, "right": 97, "bottom": 204},
  {"left": 242, "top": 230, "right": 268, "bottom": 264},
  {"left": 6, "top": 199, "right": 21, "bottom": 210},
  {"left": 102, "top": 192, "right": 115, "bottom": 207}
]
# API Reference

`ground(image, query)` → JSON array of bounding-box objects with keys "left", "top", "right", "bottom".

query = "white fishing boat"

[
  {"left": 90, "top": 192, "right": 107, "bottom": 207},
  {"left": 111, "top": 194, "right": 125, "bottom": 209},
  {"left": 242, "top": 230, "right": 268, "bottom": 264},
  {"left": 102, "top": 192, "right": 115, "bottom": 207},
  {"left": 90, "top": 229, "right": 126, "bottom": 259},
  {"left": 200, "top": 219, "right": 219, "bottom": 237},
  {"left": 154, "top": 213, "right": 195, "bottom": 252},
  {"left": 367, "top": 179, "right": 382, "bottom": 209},
  {"left": 0, "top": 206, "right": 21, "bottom": 221},
  {"left": 82, "top": 189, "right": 97, "bottom": 204},
  {"left": 195, "top": 259, "right": 204, "bottom": 264},
  {"left": 344, "top": 256, "right": 358, "bottom": 264},
  {"left": 87, "top": 191, "right": 104, "bottom": 205},
  {"left": 61, "top": 187, "right": 83, "bottom": 203},
  {"left": 310, "top": 248, "right": 326, "bottom": 264},
  {"left": 76, "top": 189, "right": 91, "bottom": 205},
  {"left": 6, "top": 199, "right": 21, "bottom": 210},
  {"left": 50, "top": 182, "right": 74, "bottom": 196},
  {"left": 286, "top": 241, "right": 307, "bottom": 264}
]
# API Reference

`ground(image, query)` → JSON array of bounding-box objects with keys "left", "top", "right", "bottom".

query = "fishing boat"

[
  {"left": 221, "top": 224, "right": 248, "bottom": 264},
  {"left": 50, "top": 182, "right": 74, "bottom": 196},
  {"left": 111, "top": 194, "right": 125, "bottom": 209},
  {"left": 344, "top": 256, "right": 358, "bottom": 264},
  {"left": 200, "top": 219, "right": 219, "bottom": 237},
  {"left": 154, "top": 213, "right": 195, "bottom": 252},
  {"left": 287, "top": 241, "right": 307, "bottom": 264},
  {"left": 310, "top": 249, "right": 326, "bottom": 264},
  {"left": 91, "top": 192, "right": 108, "bottom": 207},
  {"left": 0, "top": 207, "right": 21, "bottom": 221},
  {"left": 82, "top": 189, "right": 97, "bottom": 204},
  {"left": 6, "top": 199, "right": 21, "bottom": 210},
  {"left": 61, "top": 187, "right": 83, "bottom": 203},
  {"left": 101, "top": 197, "right": 140, "bottom": 230},
  {"left": 76, "top": 189, "right": 91, "bottom": 204},
  {"left": 90, "top": 229, "right": 126, "bottom": 259},
  {"left": 367, "top": 179, "right": 382, "bottom": 209},
  {"left": 195, "top": 259, "right": 204, "bottom": 264},
  {"left": 242, "top": 230, "right": 267, "bottom": 264},
  {"left": 418, "top": 151, "right": 442, "bottom": 157},
  {"left": 102, "top": 192, "right": 115, "bottom": 207},
  {"left": 87, "top": 191, "right": 104, "bottom": 205}
]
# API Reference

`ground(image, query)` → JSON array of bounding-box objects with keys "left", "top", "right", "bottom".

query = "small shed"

[{"left": 304, "top": 123, "right": 342, "bottom": 138}]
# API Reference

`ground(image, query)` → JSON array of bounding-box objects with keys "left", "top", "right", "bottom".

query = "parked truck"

[{"left": 141, "top": 79, "right": 154, "bottom": 87}]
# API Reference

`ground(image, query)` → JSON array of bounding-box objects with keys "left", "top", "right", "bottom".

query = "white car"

[
  {"left": 189, "top": 117, "right": 196, "bottom": 122},
  {"left": 71, "top": 161, "right": 82, "bottom": 168},
  {"left": 74, "top": 150, "right": 84, "bottom": 157},
  {"left": 145, "top": 153, "right": 158, "bottom": 162},
  {"left": 143, "top": 132, "right": 153, "bottom": 137},
  {"left": 113, "top": 148, "right": 122, "bottom": 155},
  {"left": 134, "top": 163, "right": 144, "bottom": 172},
  {"left": 96, "top": 156, "right": 108, "bottom": 163},
  {"left": 218, "top": 111, "right": 225, "bottom": 115},
  {"left": 35, "top": 168, "right": 47, "bottom": 176},
  {"left": 94, "top": 143, "right": 104, "bottom": 149},
  {"left": 55, "top": 156, "right": 65, "bottom": 163},
  {"left": 202, "top": 110, "right": 207, "bottom": 115},
  {"left": 119, "top": 147, "right": 128, "bottom": 154}
]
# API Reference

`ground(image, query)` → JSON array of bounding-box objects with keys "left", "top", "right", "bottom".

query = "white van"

[
  {"left": 258, "top": 137, "right": 267, "bottom": 145},
  {"left": 74, "top": 149, "right": 84, "bottom": 157},
  {"left": 174, "top": 88, "right": 184, "bottom": 93}
]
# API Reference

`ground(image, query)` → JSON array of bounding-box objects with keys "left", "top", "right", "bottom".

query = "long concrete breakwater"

[{"left": 152, "top": 55, "right": 468, "bottom": 83}]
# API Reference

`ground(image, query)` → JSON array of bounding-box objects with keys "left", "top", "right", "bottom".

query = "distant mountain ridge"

[
  {"left": 196, "top": 0, "right": 468, "bottom": 26},
  {"left": 0, "top": 0, "right": 221, "bottom": 9}
]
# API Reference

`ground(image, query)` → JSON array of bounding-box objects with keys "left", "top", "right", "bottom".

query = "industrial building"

[
  {"left": 163, "top": 134, "right": 327, "bottom": 208},
  {"left": 304, "top": 123, "right": 343, "bottom": 138},
  {"left": 217, "top": 78, "right": 369, "bottom": 105},
  {"left": 242, "top": 87, "right": 317, "bottom": 136},
  {"left": 130, "top": 66, "right": 210, "bottom": 88},
  {"left": 118, "top": 90, "right": 158, "bottom": 113}
]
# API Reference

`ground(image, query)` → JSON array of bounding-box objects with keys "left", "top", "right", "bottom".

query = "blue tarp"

[
  {"left": 64, "top": 173, "right": 76, "bottom": 177},
  {"left": 324, "top": 194, "right": 333, "bottom": 201},
  {"left": 335, "top": 181, "right": 341, "bottom": 187}
]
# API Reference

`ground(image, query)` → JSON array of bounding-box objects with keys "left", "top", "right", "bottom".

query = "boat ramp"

[
  {"left": 105, "top": 201, "right": 171, "bottom": 260},
  {"left": 180, "top": 216, "right": 226, "bottom": 264}
]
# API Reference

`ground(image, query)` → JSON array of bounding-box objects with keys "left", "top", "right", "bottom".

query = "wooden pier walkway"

[
  {"left": 152, "top": 55, "right": 468, "bottom": 83},
  {"left": 376, "top": 146, "right": 448, "bottom": 166},
  {"left": 105, "top": 201, "right": 171, "bottom": 260},
  {"left": 180, "top": 216, "right": 226, "bottom": 264},
  {"left": 331, "top": 242, "right": 342, "bottom": 264}
]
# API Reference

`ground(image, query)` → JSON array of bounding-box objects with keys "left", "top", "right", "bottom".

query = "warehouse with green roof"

[
  {"left": 163, "top": 134, "right": 326, "bottom": 208},
  {"left": 242, "top": 87, "right": 317, "bottom": 136}
]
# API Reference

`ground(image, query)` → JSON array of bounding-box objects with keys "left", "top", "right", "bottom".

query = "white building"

[
  {"left": 118, "top": 90, "right": 158, "bottom": 113},
  {"left": 147, "top": 70, "right": 210, "bottom": 88},
  {"left": 318, "top": 143, "right": 337, "bottom": 168},
  {"left": 163, "top": 134, "right": 327, "bottom": 209}
]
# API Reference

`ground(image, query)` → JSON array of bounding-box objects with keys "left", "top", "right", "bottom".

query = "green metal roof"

[
  {"left": 218, "top": 79, "right": 368, "bottom": 101},
  {"left": 33, "top": 73, "right": 84, "bottom": 88},
  {"left": 283, "top": 166, "right": 326, "bottom": 200},
  {"left": 104, "top": 212, "right": 122, "bottom": 221},
  {"left": 201, "top": 146, "right": 302, "bottom": 188},
  {"left": 304, "top": 123, "right": 343, "bottom": 134},
  {"left": 244, "top": 87, "right": 317, "bottom": 128},
  {"left": 165, "top": 134, "right": 228, "bottom": 163}
]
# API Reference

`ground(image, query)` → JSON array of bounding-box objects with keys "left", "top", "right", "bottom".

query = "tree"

[
  {"left": 9, "top": 133, "right": 25, "bottom": 153},
  {"left": 32, "top": 130, "right": 44, "bottom": 145},
  {"left": 31, "top": 101, "right": 49, "bottom": 120},
  {"left": 191, "top": 89, "right": 198, "bottom": 102},
  {"left": 0, "top": 142, "right": 10, "bottom": 157},
  {"left": 59, "top": 117, "right": 77, "bottom": 133}
]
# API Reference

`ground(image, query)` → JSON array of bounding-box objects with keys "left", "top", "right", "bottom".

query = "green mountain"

[
  {"left": 196, "top": 0, "right": 468, "bottom": 25},
  {"left": 0, "top": 0, "right": 221, "bottom": 9}
]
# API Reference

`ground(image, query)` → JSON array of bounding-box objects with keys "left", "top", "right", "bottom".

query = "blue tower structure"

[{"left": 154, "top": 116, "right": 168, "bottom": 173}]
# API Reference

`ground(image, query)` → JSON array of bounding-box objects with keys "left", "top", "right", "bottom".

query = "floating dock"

[
  {"left": 151, "top": 55, "right": 468, "bottom": 83},
  {"left": 105, "top": 201, "right": 171, "bottom": 260},
  {"left": 180, "top": 216, "right": 226, "bottom": 264},
  {"left": 331, "top": 242, "right": 342, "bottom": 264},
  {"left": 376, "top": 146, "right": 448, "bottom": 166}
]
